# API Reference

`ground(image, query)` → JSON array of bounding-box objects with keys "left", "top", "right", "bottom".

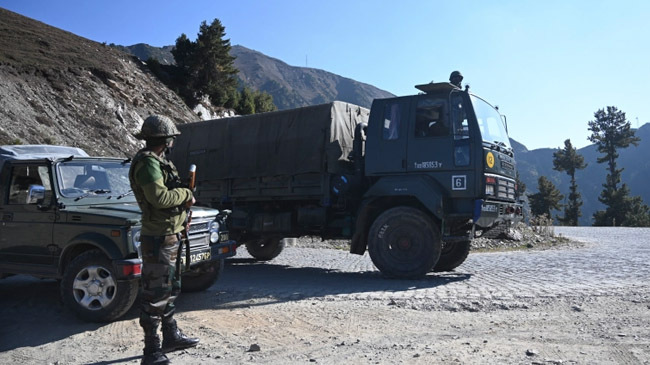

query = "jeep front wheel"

[
  {"left": 181, "top": 260, "right": 224, "bottom": 292},
  {"left": 245, "top": 236, "right": 285, "bottom": 261},
  {"left": 61, "top": 250, "right": 138, "bottom": 322},
  {"left": 368, "top": 207, "right": 441, "bottom": 279}
]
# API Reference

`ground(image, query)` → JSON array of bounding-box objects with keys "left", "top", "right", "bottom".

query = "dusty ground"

[{"left": 1, "top": 227, "right": 649, "bottom": 364}]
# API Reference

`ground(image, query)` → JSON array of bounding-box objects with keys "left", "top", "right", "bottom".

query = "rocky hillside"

[
  {"left": 118, "top": 44, "right": 395, "bottom": 110},
  {"left": 0, "top": 8, "right": 198, "bottom": 157}
]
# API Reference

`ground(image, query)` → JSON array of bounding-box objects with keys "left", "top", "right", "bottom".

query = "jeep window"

[
  {"left": 415, "top": 98, "right": 448, "bottom": 138},
  {"left": 382, "top": 103, "right": 401, "bottom": 140},
  {"left": 8, "top": 165, "right": 52, "bottom": 205},
  {"left": 57, "top": 160, "right": 132, "bottom": 198}
]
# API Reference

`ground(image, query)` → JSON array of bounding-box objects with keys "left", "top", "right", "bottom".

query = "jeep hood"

[
  {"left": 62, "top": 202, "right": 143, "bottom": 225},
  {"left": 62, "top": 203, "right": 220, "bottom": 225}
]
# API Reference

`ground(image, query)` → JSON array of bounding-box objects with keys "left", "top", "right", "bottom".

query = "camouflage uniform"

[
  {"left": 130, "top": 115, "right": 198, "bottom": 365},
  {"left": 130, "top": 150, "right": 191, "bottom": 321}
]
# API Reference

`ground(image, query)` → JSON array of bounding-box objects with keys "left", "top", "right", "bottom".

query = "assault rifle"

[{"left": 177, "top": 164, "right": 196, "bottom": 276}]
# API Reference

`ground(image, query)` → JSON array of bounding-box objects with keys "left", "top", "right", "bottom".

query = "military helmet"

[
  {"left": 450, "top": 70, "right": 463, "bottom": 80},
  {"left": 134, "top": 114, "right": 180, "bottom": 140}
]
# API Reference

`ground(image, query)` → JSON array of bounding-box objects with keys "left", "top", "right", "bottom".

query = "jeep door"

[{"left": 0, "top": 162, "right": 57, "bottom": 275}]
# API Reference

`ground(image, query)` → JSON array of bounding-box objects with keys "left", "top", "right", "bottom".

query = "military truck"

[
  {"left": 170, "top": 82, "right": 522, "bottom": 278},
  {"left": 0, "top": 145, "right": 236, "bottom": 322}
]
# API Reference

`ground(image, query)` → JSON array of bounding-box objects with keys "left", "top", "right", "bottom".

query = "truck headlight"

[{"left": 486, "top": 185, "right": 495, "bottom": 195}]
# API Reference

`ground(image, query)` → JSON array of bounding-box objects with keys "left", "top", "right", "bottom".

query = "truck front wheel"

[
  {"left": 245, "top": 236, "right": 285, "bottom": 261},
  {"left": 368, "top": 207, "right": 441, "bottom": 279},
  {"left": 60, "top": 250, "right": 138, "bottom": 322},
  {"left": 432, "top": 240, "right": 471, "bottom": 272},
  {"left": 181, "top": 260, "right": 224, "bottom": 292}
]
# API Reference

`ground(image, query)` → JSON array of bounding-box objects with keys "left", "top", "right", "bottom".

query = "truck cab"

[
  {"left": 355, "top": 82, "right": 522, "bottom": 276},
  {"left": 365, "top": 82, "right": 520, "bottom": 228}
]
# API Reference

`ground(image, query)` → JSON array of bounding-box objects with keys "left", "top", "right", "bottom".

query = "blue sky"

[{"left": 2, "top": 0, "right": 649, "bottom": 150}]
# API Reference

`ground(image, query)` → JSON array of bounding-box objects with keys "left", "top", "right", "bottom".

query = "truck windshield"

[
  {"left": 57, "top": 160, "right": 132, "bottom": 199},
  {"left": 471, "top": 95, "right": 511, "bottom": 149}
]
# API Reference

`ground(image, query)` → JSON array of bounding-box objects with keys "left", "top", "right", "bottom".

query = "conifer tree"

[
  {"left": 552, "top": 139, "right": 586, "bottom": 226},
  {"left": 587, "top": 106, "right": 648, "bottom": 226},
  {"left": 528, "top": 176, "right": 563, "bottom": 219}
]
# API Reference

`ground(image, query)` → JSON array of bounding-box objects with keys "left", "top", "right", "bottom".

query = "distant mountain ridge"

[{"left": 118, "top": 43, "right": 395, "bottom": 110}]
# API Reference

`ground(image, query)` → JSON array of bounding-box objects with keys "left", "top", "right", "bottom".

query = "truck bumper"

[{"left": 474, "top": 199, "right": 523, "bottom": 229}]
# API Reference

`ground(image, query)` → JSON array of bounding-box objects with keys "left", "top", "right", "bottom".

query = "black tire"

[
  {"left": 60, "top": 249, "right": 138, "bottom": 322},
  {"left": 432, "top": 240, "right": 471, "bottom": 272},
  {"left": 368, "top": 207, "right": 441, "bottom": 279},
  {"left": 181, "top": 260, "right": 224, "bottom": 293},
  {"left": 245, "top": 236, "right": 285, "bottom": 261}
]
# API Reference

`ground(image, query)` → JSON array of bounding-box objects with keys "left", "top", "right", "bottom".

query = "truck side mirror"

[{"left": 27, "top": 184, "right": 45, "bottom": 204}]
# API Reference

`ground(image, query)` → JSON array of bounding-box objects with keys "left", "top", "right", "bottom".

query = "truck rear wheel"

[
  {"left": 368, "top": 207, "right": 441, "bottom": 279},
  {"left": 181, "top": 260, "right": 224, "bottom": 292},
  {"left": 245, "top": 236, "right": 285, "bottom": 261},
  {"left": 60, "top": 249, "right": 138, "bottom": 322},
  {"left": 432, "top": 240, "right": 471, "bottom": 272}
]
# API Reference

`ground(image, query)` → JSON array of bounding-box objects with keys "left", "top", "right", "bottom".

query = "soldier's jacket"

[{"left": 129, "top": 149, "right": 193, "bottom": 236}]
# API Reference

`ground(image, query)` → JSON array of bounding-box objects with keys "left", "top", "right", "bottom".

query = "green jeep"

[{"left": 0, "top": 145, "right": 236, "bottom": 322}]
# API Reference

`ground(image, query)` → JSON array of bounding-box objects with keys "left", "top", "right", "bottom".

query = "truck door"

[
  {"left": 365, "top": 100, "right": 410, "bottom": 174},
  {"left": 405, "top": 93, "right": 478, "bottom": 196},
  {"left": 406, "top": 96, "right": 455, "bottom": 173},
  {"left": 0, "top": 162, "right": 57, "bottom": 274}
]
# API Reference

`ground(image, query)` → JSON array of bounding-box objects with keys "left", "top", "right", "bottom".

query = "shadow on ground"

[{"left": 0, "top": 256, "right": 470, "bottom": 351}]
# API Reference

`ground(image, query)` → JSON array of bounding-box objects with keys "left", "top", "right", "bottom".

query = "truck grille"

[{"left": 486, "top": 173, "right": 516, "bottom": 201}]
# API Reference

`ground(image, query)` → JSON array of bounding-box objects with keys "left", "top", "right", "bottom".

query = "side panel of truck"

[{"left": 171, "top": 102, "right": 369, "bottom": 206}]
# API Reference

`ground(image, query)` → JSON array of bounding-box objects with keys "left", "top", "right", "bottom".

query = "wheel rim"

[
  {"left": 385, "top": 226, "right": 426, "bottom": 263},
  {"left": 72, "top": 265, "right": 117, "bottom": 310}
]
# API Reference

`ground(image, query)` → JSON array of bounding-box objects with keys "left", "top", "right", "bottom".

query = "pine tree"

[
  {"left": 194, "top": 19, "right": 239, "bottom": 107},
  {"left": 587, "top": 106, "right": 648, "bottom": 226},
  {"left": 552, "top": 139, "right": 586, "bottom": 226},
  {"left": 528, "top": 176, "right": 563, "bottom": 219},
  {"left": 172, "top": 19, "right": 238, "bottom": 107}
]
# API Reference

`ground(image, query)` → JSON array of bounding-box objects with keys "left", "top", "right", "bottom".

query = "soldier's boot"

[
  {"left": 141, "top": 315, "right": 170, "bottom": 365},
  {"left": 162, "top": 317, "right": 200, "bottom": 352}
]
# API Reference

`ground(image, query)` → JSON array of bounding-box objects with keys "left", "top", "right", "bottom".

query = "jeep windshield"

[
  {"left": 56, "top": 159, "right": 133, "bottom": 201},
  {"left": 471, "top": 95, "right": 512, "bottom": 151}
]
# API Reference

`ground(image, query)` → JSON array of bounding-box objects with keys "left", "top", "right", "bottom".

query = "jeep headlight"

[
  {"left": 131, "top": 227, "right": 142, "bottom": 256},
  {"left": 209, "top": 220, "right": 220, "bottom": 243}
]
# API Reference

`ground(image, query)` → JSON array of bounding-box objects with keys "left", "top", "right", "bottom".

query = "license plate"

[
  {"left": 219, "top": 232, "right": 229, "bottom": 242},
  {"left": 180, "top": 248, "right": 211, "bottom": 266}
]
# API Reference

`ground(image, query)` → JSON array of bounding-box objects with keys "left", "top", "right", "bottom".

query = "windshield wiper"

[
  {"left": 73, "top": 189, "right": 112, "bottom": 201},
  {"left": 117, "top": 190, "right": 134, "bottom": 199}
]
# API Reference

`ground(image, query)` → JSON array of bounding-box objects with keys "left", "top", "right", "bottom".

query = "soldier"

[
  {"left": 130, "top": 115, "right": 199, "bottom": 365},
  {"left": 449, "top": 70, "right": 463, "bottom": 88}
]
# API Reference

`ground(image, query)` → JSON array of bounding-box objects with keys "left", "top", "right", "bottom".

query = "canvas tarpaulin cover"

[{"left": 172, "top": 101, "right": 369, "bottom": 182}]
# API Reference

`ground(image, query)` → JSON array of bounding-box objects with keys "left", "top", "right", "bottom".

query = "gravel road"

[{"left": 1, "top": 227, "right": 649, "bottom": 364}]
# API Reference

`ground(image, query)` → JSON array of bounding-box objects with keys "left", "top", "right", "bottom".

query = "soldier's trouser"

[{"left": 139, "top": 234, "right": 182, "bottom": 329}]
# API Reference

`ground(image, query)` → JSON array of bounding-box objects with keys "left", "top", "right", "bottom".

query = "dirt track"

[{"left": 1, "top": 227, "right": 649, "bottom": 364}]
